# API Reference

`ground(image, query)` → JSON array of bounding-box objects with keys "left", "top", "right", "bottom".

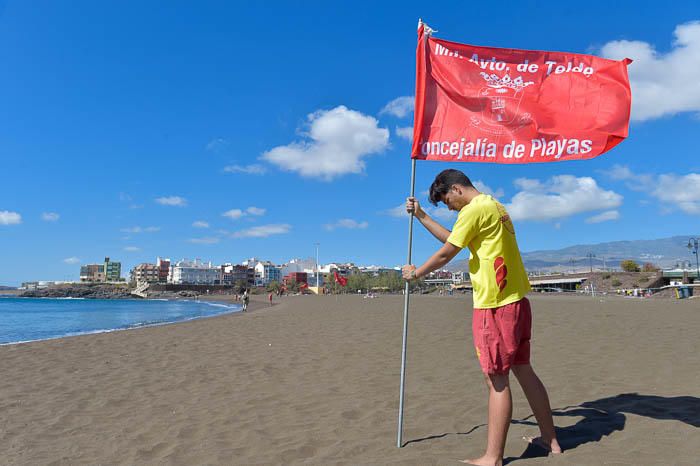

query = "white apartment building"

[
  {"left": 254, "top": 261, "right": 281, "bottom": 286},
  {"left": 319, "top": 263, "right": 355, "bottom": 275},
  {"left": 358, "top": 265, "right": 401, "bottom": 276},
  {"left": 280, "top": 258, "right": 317, "bottom": 276},
  {"left": 169, "top": 259, "right": 220, "bottom": 285}
]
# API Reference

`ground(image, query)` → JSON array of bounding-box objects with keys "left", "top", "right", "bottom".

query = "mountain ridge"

[{"left": 444, "top": 235, "right": 697, "bottom": 272}]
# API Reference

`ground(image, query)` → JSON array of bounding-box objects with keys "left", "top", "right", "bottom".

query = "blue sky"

[{"left": 1, "top": 1, "right": 699, "bottom": 285}]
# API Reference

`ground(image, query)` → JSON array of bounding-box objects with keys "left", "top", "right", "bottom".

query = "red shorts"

[{"left": 472, "top": 297, "right": 532, "bottom": 375}]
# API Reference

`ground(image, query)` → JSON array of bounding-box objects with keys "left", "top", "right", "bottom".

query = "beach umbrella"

[{"left": 397, "top": 20, "right": 632, "bottom": 447}]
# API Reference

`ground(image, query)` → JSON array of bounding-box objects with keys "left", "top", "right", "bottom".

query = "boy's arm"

[
  {"left": 407, "top": 197, "right": 451, "bottom": 243},
  {"left": 402, "top": 241, "right": 462, "bottom": 280}
]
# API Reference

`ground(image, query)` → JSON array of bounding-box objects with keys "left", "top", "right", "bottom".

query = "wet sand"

[{"left": 1, "top": 293, "right": 698, "bottom": 465}]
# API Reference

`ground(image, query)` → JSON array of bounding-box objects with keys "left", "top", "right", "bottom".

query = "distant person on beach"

[
  {"left": 268, "top": 292, "right": 273, "bottom": 306},
  {"left": 242, "top": 290, "right": 249, "bottom": 312},
  {"left": 402, "top": 169, "right": 561, "bottom": 465}
]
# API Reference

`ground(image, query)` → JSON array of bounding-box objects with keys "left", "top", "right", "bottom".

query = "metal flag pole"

[{"left": 397, "top": 158, "right": 417, "bottom": 448}]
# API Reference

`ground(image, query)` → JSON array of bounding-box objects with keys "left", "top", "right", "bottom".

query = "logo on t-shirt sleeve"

[
  {"left": 496, "top": 203, "right": 515, "bottom": 235},
  {"left": 494, "top": 256, "right": 508, "bottom": 292}
]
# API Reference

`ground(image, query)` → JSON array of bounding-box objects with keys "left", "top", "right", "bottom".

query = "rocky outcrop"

[
  {"left": 19, "top": 284, "right": 204, "bottom": 300},
  {"left": 20, "top": 284, "right": 134, "bottom": 299},
  {"left": 147, "top": 290, "right": 201, "bottom": 299}
]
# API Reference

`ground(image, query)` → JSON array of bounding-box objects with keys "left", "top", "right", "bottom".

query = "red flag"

[
  {"left": 411, "top": 24, "right": 632, "bottom": 163},
  {"left": 333, "top": 271, "right": 348, "bottom": 287}
]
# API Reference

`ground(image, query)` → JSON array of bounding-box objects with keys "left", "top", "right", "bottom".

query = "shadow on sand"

[
  {"left": 404, "top": 393, "right": 700, "bottom": 463},
  {"left": 507, "top": 393, "right": 700, "bottom": 464}
]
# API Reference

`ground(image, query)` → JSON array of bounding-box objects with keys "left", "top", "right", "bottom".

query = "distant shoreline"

[{"left": 0, "top": 296, "right": 245, "bottom": 346}]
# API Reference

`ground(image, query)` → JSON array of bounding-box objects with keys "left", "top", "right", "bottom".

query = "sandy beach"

[{"left": 1, "top": 293, "right": 698, "bottom": 465}]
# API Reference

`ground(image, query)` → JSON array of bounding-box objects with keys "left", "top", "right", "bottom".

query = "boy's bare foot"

[
  {"left": 459, "top": 456, "right": 502, "bottom": 466},
  {"left": 523, "top": 436, "right": 562, "bottom": 454}
]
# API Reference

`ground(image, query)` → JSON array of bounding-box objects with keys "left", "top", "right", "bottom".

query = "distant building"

[
  {"left": 156, "top": 257, "right": 170, "bottom": 283},
  {"left": 221, "top": 264, "right": 255, "bottom": 286},
  {"left": 80, "top": 264, "right": 105, "bottom": 282},
  {"left": 359, "top": 265, "right": 401, "bottom": 277},
  {"left": 451, "top": 271, "right": 469, "bottom": 283},
  {"left": 319, "top": 262, "right": 356, "bottom": 276},
  {"left": 21, "top": 281, "right": 74, "bottom": 290},
  {"left": 429, "top": 270, "right": 453, "bottom": 280},
  {"left": 104, "top": 257, "right": 122, "bottom": 282},
  {"left": 169, "top": 259, "right": 220, "bottom": 285},
  {"left": 130, "top": 263, "right": 159, "bottom": 285},
  {"left": 242, "top": 257, "right": 260, "bottom": 267},
  {"left": 281, "top": 258, "right": 316, "bottom": 276},
  {"left": 283, "top": 272, "right": 308, "bottom": 286},
  {"left": 254, "top": 261, "right": 281, "bottom": 286},
  {"left": 305, "top": 272, "right": 324, "bottom": 287}
]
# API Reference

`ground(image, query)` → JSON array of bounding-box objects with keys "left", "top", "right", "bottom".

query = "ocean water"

[{"left": 0, "top": 296, "right": 241, "bottom": 345}]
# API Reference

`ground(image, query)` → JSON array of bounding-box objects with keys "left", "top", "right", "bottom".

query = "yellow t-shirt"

[{"left": 446, "top": 194, "right": 531, "bottom": 308}]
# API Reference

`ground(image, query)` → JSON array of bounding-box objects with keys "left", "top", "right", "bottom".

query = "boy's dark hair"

[{"left": 428, "top": 169, "right": 474, "bottom": 206}]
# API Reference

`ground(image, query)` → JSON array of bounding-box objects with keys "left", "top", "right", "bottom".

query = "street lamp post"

[
  {"left": 688, "top": 237, "right": 699, "bottom": 283},
  {"left": 586, "top": 253, "right": 596, "bottom": 273},
  {"left": 315, "top": 242, "right": 320, "bottom": 290}
]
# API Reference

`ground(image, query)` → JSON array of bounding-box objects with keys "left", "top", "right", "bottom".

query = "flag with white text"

[{"left": 411, "top": 25, "right": 632, "bottom": 163}]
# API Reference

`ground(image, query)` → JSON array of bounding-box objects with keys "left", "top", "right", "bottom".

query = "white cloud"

[
  {"left": 585, "top": 210, "right": 620, "bottom": 223},
  {"left": 652, "top": 173, "right": 700, "bottom": 214},
  {"left": 506, "top": 175, "right": 623, "bottom": 222},
  {"left": 513, "top": 178, "right": 543, "bottom": 191},
  {"left": 324, "top": 219, "right": 369, "bottom": 231},
  {"left": 261, "top": 106, "right": 389, "bottom": 181},
  {"left": 428, "top": 206, "right": 457, "bottom": 222},
  {"left": 63, "top": 257, "right": 80, "bottom": 264},
  {"left": 222, "top": 209, "right": 244, "bottom": 220},
  {"left": 384, "top": 202, "right": 457, "bottom": 222},
  {"left": 473, "top": 180, "right": 505, "bottom": 199},
  {"left": 120, "top": 226, "right": 160, "bottom": 233},
  {"left": 0, "top": 211, "right": 21, "bottom": 225},
  {"left": 607, "top": 164, "right": 634, "bottom": 180},
  {"left": 380, "top": 96, "right": 415, "bottom": 118},
  {"left": 603, "top": 164, "right": 654, "bottom": 191},
  {"left": 188, "top": 237, "right": 220, "bottom": 244},
  {"left": 192, "top": 221, "right": 210, "bottom": 228},
  {"left": 155, "top": 196, "right": 187, "bottom": 207},
  {"left": 232, "top": 224, "right": 291, "bottom": 238},
  {"left": 605, "top": 165, "right": 700, "bottom": 214},
  {"left": 206, "top": 138, "right": 229, "bottom": 152},
  {"left": 385, "top": 203, "right": 408, "bottom": 218},
  {"left": 41, "top": 212, "right": 60, "bottom": 222},
  {"left": 246, "top": 206, "right": 266, "bottom": 216},
  {"left": 221, "top": 206, "right": 267, "bottom": 223},
  {"left": 600, "top": 21, "right": 700, "bottom": 121},
  {"left": 395, "top": 126, "right": 414, "bottom": 141},
  {"left": 223, "top": 164, "right": 267, "bottom": 175},
  {"left": 123, "top": 246, "right": 141, "bottom": 252},
  {"left": 222, "top": 207, "right": 265, "bottom": 220}
]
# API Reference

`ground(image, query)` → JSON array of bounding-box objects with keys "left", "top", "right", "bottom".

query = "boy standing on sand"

[
  {"left": 402, "top": 169, "right": 561, "bottom": 466},
  {"left": 242, "top": 290, "right": 249, "bottom": 312}
]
